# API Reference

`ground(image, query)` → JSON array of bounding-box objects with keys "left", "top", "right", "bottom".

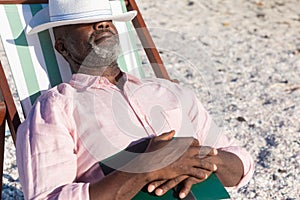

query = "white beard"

[{"left": 81, "top": 36, "right": 121, "bottom": 68}]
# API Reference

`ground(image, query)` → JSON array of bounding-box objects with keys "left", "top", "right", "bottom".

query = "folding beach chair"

[
  {"left": 0, "top": 0, "right": 170, "bottom": 197},
  {"left": 0, "top": 0, "right": 229, "bottom": 199}
]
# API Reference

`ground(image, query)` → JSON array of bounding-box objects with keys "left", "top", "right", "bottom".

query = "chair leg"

[
  {"left": 0, "top": 123, "right": 4, "bottom": 200},
  {"left": 0, "top": 101, "right": 7, "bottom": 200}
]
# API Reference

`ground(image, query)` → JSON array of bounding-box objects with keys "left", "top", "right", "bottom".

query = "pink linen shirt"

[{"left": 16, "top": 73, "right": 254, "bottom": 200}]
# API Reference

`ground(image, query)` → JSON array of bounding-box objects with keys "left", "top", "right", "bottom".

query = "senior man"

[{"left": 16, "top": 0, "right": 254, "bottom": 199}]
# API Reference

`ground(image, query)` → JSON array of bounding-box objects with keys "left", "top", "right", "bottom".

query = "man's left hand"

[
  {"left": 147, "top": 148, "right": 218, "bottom": 198},
  {"left": 147, "top": 149, "right": 244, "bottom": 199}
]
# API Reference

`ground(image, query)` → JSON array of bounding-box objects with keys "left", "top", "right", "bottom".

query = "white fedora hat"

[{"left": 26, "top": 0, "right": 137, "bottom": 35}]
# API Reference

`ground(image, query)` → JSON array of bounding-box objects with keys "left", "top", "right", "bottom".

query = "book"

[
  {"left": 99, "top": 139, "right": 230, "bottom": 199},
  {"left": 131, "top": 173, "right": 229, "bottom": 200}
]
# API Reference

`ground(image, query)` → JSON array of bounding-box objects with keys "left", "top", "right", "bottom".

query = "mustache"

[{"left": 88, "top": 29, "right": 117, "bottom": 43}]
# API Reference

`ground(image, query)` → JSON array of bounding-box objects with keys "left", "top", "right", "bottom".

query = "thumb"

[{"left": 156, "top": 130, "right": 175, "bottom": 141}]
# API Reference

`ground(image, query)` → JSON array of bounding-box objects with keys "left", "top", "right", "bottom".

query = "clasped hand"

[{"left": 144, "top": 130, "right": 218, "bottom": 199}]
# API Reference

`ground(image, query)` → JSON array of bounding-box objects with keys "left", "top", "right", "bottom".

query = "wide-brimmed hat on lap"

[{"left": 26, "top": 0, "right": 137, "bottom": 35}]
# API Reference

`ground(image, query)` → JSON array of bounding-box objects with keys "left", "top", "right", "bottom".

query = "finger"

[
  {"left": 147, "top": 180, "right": 167, "bottom": 193},
  {"left": 191, "top": 137, "right": 200, "bottom": 146},
  {"left": 174, "top": 137, "right": 199, "bottom": 146},
  {"left": 210, "top": 148, "right": 218, "bottom": 155},
  {"left": 155, "top": 175, "right": 189, "bottom": 196},
  {"left": 198, "top": 146, "right": 218, "bottom": 157},
  {"left": 156, "top": 130, "right": 176, "bottom": 141},
  {"left": 179, "top": 177, "right": 202, "bottom": 199},
  {"left": 189, "top": 168, "right": 211, "bottom": 180},
  {"left": 193, "top": 158, "right": 218, "bottom": 172},
  {"left": 188, "top": 146, "right": 217, "bottom": 158}
]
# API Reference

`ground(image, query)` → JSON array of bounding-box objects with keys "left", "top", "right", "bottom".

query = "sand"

[{"left": 1, "top": 0, "right": 300, "bottom": 199}]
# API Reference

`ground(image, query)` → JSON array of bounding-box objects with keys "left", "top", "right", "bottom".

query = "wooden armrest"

[
  {"left": 0, "top": 62, "right": 20, "bottom": 144},
  {"left": 0, "top": 89, "right": 6, "bottom": 125},
  {"left": 0, "top": 101, "right": 6, "bottom": 126}
]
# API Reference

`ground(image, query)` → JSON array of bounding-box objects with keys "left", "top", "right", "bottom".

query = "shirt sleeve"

[
  {"left": 186, "top": 89, "right": 254, "bottom": 189},
  {"left": 16, "top": 91, "right": 90, "bottom": 200}
]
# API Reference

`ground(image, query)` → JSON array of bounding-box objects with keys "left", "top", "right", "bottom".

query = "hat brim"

[{"left": 26, "top": 7, "right": 137, "bottom": 35}]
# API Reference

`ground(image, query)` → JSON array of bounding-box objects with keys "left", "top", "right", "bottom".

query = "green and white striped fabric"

[{"left": 0, "top": 0, "right": 144, "bottom": 117}]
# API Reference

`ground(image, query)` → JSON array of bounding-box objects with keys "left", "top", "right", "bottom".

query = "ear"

[
  {"left": 54, "top": 38, "right": 78, "bottom": 73},
  {"left": 55, "top": 39, "right": 69, "bottom": 57}
]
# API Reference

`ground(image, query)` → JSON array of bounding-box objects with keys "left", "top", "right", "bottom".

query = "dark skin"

[{"left": 53, "top": 20, "right": 244, "bottom": 199}]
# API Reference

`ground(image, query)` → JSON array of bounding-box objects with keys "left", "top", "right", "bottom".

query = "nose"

[{"left": 93, "top": 21, "right": 112, "bottom": 31}]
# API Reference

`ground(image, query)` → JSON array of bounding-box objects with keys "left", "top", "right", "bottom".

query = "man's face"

[{"left": 63, "top": 20, "right": 120, "bottom": 68}]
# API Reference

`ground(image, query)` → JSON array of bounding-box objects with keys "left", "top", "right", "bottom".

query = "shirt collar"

[{"left": 69, "top": 72, "right": 142, "bottom": 89}]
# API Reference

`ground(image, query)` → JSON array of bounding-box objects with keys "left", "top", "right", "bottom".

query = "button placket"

[{"left": 123, "top": 86, "right": 154, "bottom": 137}]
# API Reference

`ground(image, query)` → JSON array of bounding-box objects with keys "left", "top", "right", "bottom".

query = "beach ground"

[{"left": 1, "top": 0, "right": 300, "bottom": 199}]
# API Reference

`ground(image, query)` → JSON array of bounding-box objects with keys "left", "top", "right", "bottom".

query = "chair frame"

[{"left": 0, "top": 0, "right": 169, "bottom": 197}]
